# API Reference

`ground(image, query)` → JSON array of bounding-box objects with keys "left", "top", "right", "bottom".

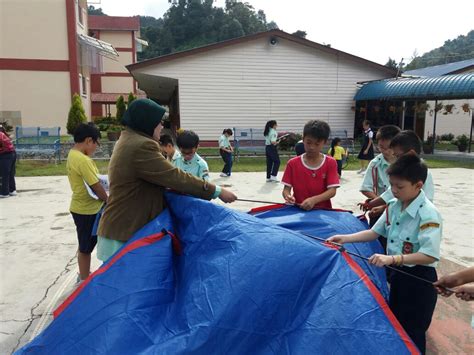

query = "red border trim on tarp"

[
  {"left": 324, "top": 243, "right": 420, "bottom": 355},
  {"left": 53, "top": 231, "right": 169, "bottom": 318},
  {"left": 249, "top": 204, "right": 353, "bottom": 214}
]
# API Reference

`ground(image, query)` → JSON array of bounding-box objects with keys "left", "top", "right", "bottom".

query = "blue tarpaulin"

[{"left": 17, "top": 193, "right": 418, "bottom": 354}]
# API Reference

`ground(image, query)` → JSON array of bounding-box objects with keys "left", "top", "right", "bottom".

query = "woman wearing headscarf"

[{"left": 97, "top": 99, "right": 237, "bottom": 261}]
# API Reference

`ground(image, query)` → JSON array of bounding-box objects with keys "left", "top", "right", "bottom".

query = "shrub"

[
  {"left": 116, "top": 95, "right": 126, "bottom": 121},
  {"left": 127, "top": 92, "right": 137, "bottom": 107},
  {"left": 0, "top": 120, "right": 14, "bottom": 134},
  {"left": 440, "top": 133, "right": 454, "bottom": 141},
  {"left": 278, "top": 131, "right": 302, "bottom": 151},
  {"left": 66, "top": 94, "right": 87, "bottom": 135}
]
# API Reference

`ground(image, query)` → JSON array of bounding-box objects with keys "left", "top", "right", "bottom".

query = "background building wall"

[
  {"left": 0, "top": 0, "right": 68, "bottom": 60},
  {"left": 101, "top": 77, "right": 135, "bottom": 93},
  {"left": 424, "top": 99, "right": 474, "bottom": 138},
  {"left": 136, "top": 37, "right": 391, "bottom": 140},
  {"left": 0, "top": 70, "right": 71, "bottom": 128}
]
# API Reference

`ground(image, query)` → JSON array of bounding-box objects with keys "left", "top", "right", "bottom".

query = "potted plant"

[
  {"left": 461, "top": 103, "right": 470, "bottom": 113},
  {"left": 422, "top": 135, "right": 435, "bottom": 154},
  {"left": 453, "top": 134, "right": 470, "bottom": 152},
  {"left": 415, "top": 102, "right": 430, "bottom": 113},
  {"left": 443, "top": 104, "right": 455, "bottom": 115},
  {"left": 107, "top": 124, "right": 123, "bottom": 141},
  {"left": 434, "top": 102, "right": 444, "bottom": 113}
]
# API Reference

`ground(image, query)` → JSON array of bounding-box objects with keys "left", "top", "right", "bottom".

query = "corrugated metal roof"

[
  {"left": 354, "top": 73, "right": 474, "bottom": 101},
  {"left": 403, "top": 58, "right": 474, "bottom": 77}
]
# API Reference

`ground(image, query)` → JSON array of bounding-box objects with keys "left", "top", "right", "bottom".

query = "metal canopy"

[
  {"left": 354, "top": 73, "right": 474, "bottom": 101},
  {"left": 78, "top": 34, "right": 119, "bottom": 60}
]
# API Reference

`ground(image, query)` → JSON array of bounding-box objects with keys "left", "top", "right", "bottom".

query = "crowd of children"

[{"left": 62, "top": 111, "right": 471, "bottom": 354}]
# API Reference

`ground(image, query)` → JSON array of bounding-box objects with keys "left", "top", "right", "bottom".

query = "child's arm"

[
  {"left": 327, "top": 229, "right": 379, "bottom": 244},
  {"left": 282, "top": 185, "right": 296, "bottom": 204},
  {"left": 369, "top": 252, "right": 436, "bottom": 268},
  {"left": 364, "top": 132, "right": 373, "bottom": 154},
  {"left": 454, "top": 284, "right": 474, "bottom": 301},
  {"left": 434, "top": 266, "right": 474, "bottom": 297},
  {"left": 361, "top": 191, "right": 378, "bottom": 199},
  {"left": 300, "top": 188, "right": 336, "bottom": 211},
  {"left": 90, "top": 182, "right": 108, "bottom": 203}
]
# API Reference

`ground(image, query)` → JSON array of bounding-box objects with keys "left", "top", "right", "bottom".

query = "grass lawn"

[
  {"left": 15, "top": 154, "right": 474, "bottom": 177},
  {"left": 435, "top": 143, "right": 460, "bottom": 152}
]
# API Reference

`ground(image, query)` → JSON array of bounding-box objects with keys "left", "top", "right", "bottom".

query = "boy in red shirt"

[{"left": 282, "top": 120, "right": 340, "bottom": 210}]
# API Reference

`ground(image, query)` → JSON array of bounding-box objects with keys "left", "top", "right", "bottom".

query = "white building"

[{"left": 127, "top": 30, "right": 395, "bottom": 143}]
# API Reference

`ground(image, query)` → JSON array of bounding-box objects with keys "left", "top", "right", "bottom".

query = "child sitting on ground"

[
  {"left": 175, "top": 130, "right": 210, "bottom": 181},
  {"left": 327, "top": 137, "right": 347, "bottom": 177},
  {"left": 282, "top": 120, "right": 340, "bottom": 210},
  {"left": 67, "top": 123, "right": 108, "bottom": 282},
  {"left": 159, "top": 134, "right": 181, "bottom": 163},
  {"left": 329, "top": 154, "right": 442, "bottom": 354}
]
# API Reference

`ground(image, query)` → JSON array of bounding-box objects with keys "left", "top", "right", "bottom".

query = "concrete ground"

[{"left": 1, "top": 169, "right": 473, "bottom": 354}]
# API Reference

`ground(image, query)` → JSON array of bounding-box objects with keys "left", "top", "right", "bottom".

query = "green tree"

[
  {"left": 127, "top": 92, "right": 137, "bottom": 107},
  {"left": 66, "top": 94, "right": 87, "bottom": 135},
  {"left": 116, "top": 95, "right": 126, "bottom": 121},
  {"left": 405, "top": 30, "right": 474, "bottom": 70},
  {"left": 385, "top": 57, "right": 398, "bottom": 70},
  {"left": 139, "top": 0, "right": 277, "bottom": 59},
  {"left": 87, "top": 5, "right": 106, "bottom": 15},
  {"left": 292, "top": 30, "right": 307, "bottom": 39}
]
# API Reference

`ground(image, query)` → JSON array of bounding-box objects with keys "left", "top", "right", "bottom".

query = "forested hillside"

[
  {"left": 404, "top": 30, "right": 473, "bottom": 70},
  {"left": 89, "top": 0, "right": 278, "bottom": 60}
]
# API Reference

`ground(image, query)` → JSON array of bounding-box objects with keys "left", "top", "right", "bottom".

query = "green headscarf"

[{"left": 121, "top": 99, "right": 166, "bottom": 137}]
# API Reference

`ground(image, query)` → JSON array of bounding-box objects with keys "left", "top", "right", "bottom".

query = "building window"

[{"left": 79, "top": 74, "right": 87, "bottom": 97}]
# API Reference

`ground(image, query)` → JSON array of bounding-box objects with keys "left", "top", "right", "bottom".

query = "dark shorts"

[{"left": 71, "top": 212, "right": 98, "bottom": 253}]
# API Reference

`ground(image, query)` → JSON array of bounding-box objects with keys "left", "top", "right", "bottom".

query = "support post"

[
  {"left": 469, "top": 109, "right": 473, "bottom": 153},
  {"left": 431, "top": 100, "right": 438, "bottom": 154}
]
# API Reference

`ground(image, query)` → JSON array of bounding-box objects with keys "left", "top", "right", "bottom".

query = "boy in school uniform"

[
  {"left": 362, "top": 130, "right": 435, "bottom": 216},
  {"left": 67, "top": 123, "right": 108, "bottom": 282},
  {"left": 159, "top": 134, "right": 181, "bottom": 164},
  {"left": 282, "top": 120, "right": 340, "bottom": 210},
  {"left": 174, "top": 130, "right": 210, "bottom": 181},
  {"left": 360, "top": 125, "right": 401, "bottom": 229},
  {"left": 329, "top": 154, "right": 442, "bottom": 354},
  {"left": 218, "top": 128, "right": 233, "bottom": 177}
]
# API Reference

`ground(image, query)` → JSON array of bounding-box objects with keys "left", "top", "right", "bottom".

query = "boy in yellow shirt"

[{"left": 67, "top": 123, "right": 108, "bottom": 282}]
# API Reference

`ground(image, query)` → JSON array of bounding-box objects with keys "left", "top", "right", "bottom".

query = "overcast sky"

[{"left": 95, "top": 0, "right": 474, "bottom": 65}]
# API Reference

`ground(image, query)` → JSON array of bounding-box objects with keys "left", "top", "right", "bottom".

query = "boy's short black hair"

[
  {"left": 303, "top": 120, "right": 330, "bottom": 141},
  {"left": 390, "top": 130, "right": 422, "bottom": 154},
  {"left": 159, "top": 134, "right": 174, "bottom": 146},
  {"left": 176, "top": 130, "right": 200, "bottom": 149},
  {"left": 387, "top": 154, "right": 427, "bottom": 184},
  {"left": 376, "top": 125, "right": 401, "bottom": 141},
  {"left": 73, "top": 123, "right": 101, "bottom": 143},
  {"left": 222, "top": 128, "right": 233, "bottom": 136}
]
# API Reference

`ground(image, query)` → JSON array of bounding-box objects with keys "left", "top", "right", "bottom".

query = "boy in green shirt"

[
  {"left": 174, "top": 130, "right": 210, "bottom": 181},
  {"left": 67, "top": 123, "right": 108, "bottom": 282}
]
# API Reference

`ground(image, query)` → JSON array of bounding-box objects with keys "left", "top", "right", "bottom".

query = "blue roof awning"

[{"left": 354, "top": 73, "right": 474, "bottom": 101}]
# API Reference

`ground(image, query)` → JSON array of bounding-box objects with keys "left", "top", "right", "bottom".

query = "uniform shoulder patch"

[{"left": 420, "top": 222, "right": 440, "bottom": 230}]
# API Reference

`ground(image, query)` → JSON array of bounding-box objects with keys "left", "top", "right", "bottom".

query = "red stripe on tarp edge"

[
  {"left": 324, "top": 243, "right": 420, "bottom": 355},
  {"left": 53, "top": 232, "right": 167, "bottom": 318},
  {"left": 249, "top": 204, "right": 353, "bottom": 214}
]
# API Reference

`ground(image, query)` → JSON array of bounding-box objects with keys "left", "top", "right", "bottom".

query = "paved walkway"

[{"left": 1, "top": 169, "right": 473, "bottom": 353}]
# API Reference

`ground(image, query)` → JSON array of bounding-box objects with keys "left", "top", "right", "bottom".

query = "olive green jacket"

[{"left": 98, "top": 128, "right": 216, "bottom": 242}]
